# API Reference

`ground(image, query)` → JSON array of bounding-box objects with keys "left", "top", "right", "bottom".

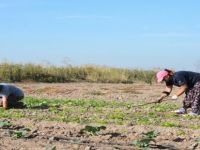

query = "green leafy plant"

[
  {"left": 161, "top": 122, "right": 181, "bottom": 128},
  {"left": 136, "top": 117, "right": 152, "bottom": 125},
  {"left": 154, "top": 103, "right": 179, "bottom": 112},
  {"left": 145, "top": 131, "right": 159, "bottom": 139},
  {"left": 195, "top": 138, "right": 200, "bottom": 144},
  {"left": 10, "top": 128, "right": 30, "bottom": 139},
  {"left": 133, "top": 131, "right": 159, "bottom": 148},
  {"left": 25, "top": 99, "right": 49, "bottom": 108},
  {"left": 80, "top": 125, "right": 106, "bottom": 135},
  {"left": 0, "top": 121, "right": 11, "bottom": 128},
  {"left": 133, "top": 138, "right": 152, "bottom": 148},
  {"left": 11, "top": 130, "right": 27, "bottom": 138},
  {"left": 46, "top": 146, "right": 56, "bottom": 150}
]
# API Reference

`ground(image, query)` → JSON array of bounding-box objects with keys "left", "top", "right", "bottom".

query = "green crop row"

[{"left": 0, "top": 97, "right": 200, "bottom": 129}]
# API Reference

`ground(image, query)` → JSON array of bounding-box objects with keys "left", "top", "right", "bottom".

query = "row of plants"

[
  {"left": 0, "top": 62, "right": 156, "bottom": 84},
  {"left": 0, "top": 97, "right": 199, "bottom": 128}
]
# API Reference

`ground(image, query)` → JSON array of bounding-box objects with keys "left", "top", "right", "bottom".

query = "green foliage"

[
  {"left": 10, "top": 129, "right": 29, "bottom": 139},
  {"left": 0, "top": 121, "right": 11, "bottom": 128},
  {"left": 189, "top": 125, "right": 200, "bottom": 129},
  {"left": 0, "top": 63, "right": 156, "bottom": 83},
  {"left": 133, "top": 131, "right": 159, "bottom": 148},
  {"left": 161, "top": 122, "right": 181, "bottom": 128},
  {"left": 145, "top": 131, "right": 159, "bottom": 139},
  {"left": 25, "top": 97, "right": 109, "bottom": 109},
  {"left": 195, "top": 138, "right": 200, "bottom": 144},
  {"left": 154, "top": 103, "right": 179, "bottom": 112},
  {"left": 2, "top": 97, "right": 199, "bottom": 129},
  {"left": 133, "top": 138, "right": 152, "bottom": 148},
  {"left": 24, "top": 97, "right": 50, "bottom": 108},
  {"left": 80, "top": 125, "right": 106, "bottom": 135},
  {"left": 136, "top": 117, "right": 152, "bottom": 125},
  {"left": 46, "top": 146, "right": 57, "bottom": 150},
  {"left": 108, "top": 110, "right": 126, "bottom": 120},
  {"left": 12, "top": 131, "right": 27, "bottom": 138}
]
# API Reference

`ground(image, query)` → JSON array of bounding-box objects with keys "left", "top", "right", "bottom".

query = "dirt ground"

[{"left": 0, "top": 82, "right": 199, "bottom": 150}]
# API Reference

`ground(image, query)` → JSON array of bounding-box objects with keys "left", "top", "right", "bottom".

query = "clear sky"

[{"left": 1, "top": 0, "right": 200, "bottom": 71}]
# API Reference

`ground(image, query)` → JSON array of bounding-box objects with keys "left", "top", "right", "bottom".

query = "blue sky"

[{"left": 0, "top": 0, "right": 200, "bottom": 71}]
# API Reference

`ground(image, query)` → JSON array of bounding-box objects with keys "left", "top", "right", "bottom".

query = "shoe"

[
  {"left": 172, "top": 108, "right": 186, "bottom": 114},
  {"left": 188, "top": 112, "right": 199, "bottom": 116}
]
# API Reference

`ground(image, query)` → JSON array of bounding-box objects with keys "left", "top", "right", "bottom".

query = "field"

[{"left": 0, "top": 82, "right": 200, "bottom": 150}]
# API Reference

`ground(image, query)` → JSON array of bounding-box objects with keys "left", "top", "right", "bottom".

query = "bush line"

[{"left": 0, "top": 63, "right": 156, "bottom": 84}]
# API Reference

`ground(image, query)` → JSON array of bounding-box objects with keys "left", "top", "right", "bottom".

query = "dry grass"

[{"left": 0, "top": 63, "right": 157, "bottom": 84}]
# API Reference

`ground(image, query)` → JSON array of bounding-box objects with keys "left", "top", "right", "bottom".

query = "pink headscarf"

[{"left": 156, "top": 70, "right": 169, "bottom": 82}]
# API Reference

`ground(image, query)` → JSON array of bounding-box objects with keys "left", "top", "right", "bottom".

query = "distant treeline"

[{"left": 0, "top": 63, "right": 157, "bottom": 84}]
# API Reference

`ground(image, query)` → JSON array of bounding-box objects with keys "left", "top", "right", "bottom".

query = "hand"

[{"left": 171, "top": 95, "right": 178, "bottom": 100}]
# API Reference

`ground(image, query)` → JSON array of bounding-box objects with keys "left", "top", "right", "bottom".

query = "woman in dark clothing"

[{"left": 156, "top": 69, "right": 200, "bottom": 116}]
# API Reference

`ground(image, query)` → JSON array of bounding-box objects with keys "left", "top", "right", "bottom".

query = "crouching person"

[
  {"left": 156, "top": 69, "right": 200, "bottom": 116},
  {"left": 0, "top": 83, "right": 24, "bottom": 109}
]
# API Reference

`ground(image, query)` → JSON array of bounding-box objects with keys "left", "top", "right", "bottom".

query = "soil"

[{"left": 0, "top": 82, "right": 199, "bottom": 150}]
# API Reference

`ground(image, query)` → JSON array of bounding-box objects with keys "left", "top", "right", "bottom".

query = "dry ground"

[{"left": 0, "top": 82, "right": 199, "bottom": 150}]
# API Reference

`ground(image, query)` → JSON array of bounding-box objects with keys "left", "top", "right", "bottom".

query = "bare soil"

[{"left": 0, "top": 82, "right": 199, "bottom": 150}]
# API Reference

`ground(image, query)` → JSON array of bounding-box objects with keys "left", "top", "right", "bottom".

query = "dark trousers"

[
  {"left": 8, "top": 94, "right": 24, "bottom": 108},
  {"left": 183, "top": 81, "right": 200, "bottom": 113}
]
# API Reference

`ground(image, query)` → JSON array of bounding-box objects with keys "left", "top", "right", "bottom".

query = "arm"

[
  {"left": 174, "top": 84, "right": 188, "bottom": 97},
  {"left": 157, "top": 85, "right": 173, "bottom": 102},
  {"left": 2, "top": 95, "right": 8, "bottom": 109}
]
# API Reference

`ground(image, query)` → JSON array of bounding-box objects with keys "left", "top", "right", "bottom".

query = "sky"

[{"left": 0, "top": 0, "right": 200, "bottom": 71}]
